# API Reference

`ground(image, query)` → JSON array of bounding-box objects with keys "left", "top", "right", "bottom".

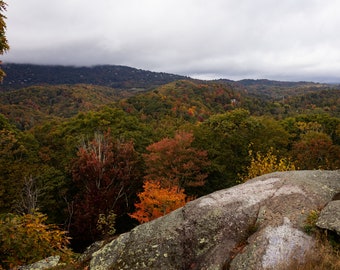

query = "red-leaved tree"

[
  {"left": 143, "top": 131, "right": 210, "bottom": 190},
  {"left": 292, "top": 131, "right": 340, "bottom": 169},
  {"left": 70, "top": 130, "right": 142, "bottom": 243}
]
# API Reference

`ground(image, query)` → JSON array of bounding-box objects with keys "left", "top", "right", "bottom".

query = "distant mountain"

[
  {"left": 213, "top": 78, "right": 316, "bottom": 87},
  {"left": 236, "top": 79, "right": 311, "bottom": 87},
  {"left": 0, "top": 63, "right": 187, "bottom": 90},
  {"left": 214, "top": 78, "right": 340, "bottom": 101}
]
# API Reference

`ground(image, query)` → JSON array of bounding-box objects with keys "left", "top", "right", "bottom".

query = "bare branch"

[{"left": 16, "top": 175, "right": 40, "bottom": 214}]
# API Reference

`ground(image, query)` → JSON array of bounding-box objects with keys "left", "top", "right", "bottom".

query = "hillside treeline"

[{"left": 1, "top": 79, "right": 340, "bottom": 258}]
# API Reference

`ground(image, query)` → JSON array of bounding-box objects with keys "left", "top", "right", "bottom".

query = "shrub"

[
  {"left": 0, "top": 211, "right": 72, "bottom": 269},
  {"left": 304, "top": 209, "right": 320, "bottom": 234},
  {"left": 96, "top": 210, "right": 116, "bottom": 238}
]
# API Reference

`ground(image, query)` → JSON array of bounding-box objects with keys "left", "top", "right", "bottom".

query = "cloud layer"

[{"left": 3, "top": 0, "right": 340, "bottom": 82}]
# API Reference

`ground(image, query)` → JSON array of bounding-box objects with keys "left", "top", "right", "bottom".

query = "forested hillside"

[
  {"left": 0, "top": 63, "right": 187, "bottom": 90},
  {"left": 0, "top": 84, "right": 134, "bottom": 129},
  {"left": 1, "top": 65, "right": 340, "bottom": 266}
]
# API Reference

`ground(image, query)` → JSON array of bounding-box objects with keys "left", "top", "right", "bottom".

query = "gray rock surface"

[
  {"left": 78, "top": 240, "right": 105, "bottom": 264},
  {"left": 316, "top": 200, "right": 340, "bottom": 235},
  {"left": 18, "top": 256, "right": 60, "bottom": 270},
  {"left": 89, "top": 170, "right": 340, "bottom": 270}
]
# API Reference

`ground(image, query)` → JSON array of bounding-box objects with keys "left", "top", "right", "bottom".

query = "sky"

[{"left": 2, "top": 0, "right": 340, "bottom": 82}]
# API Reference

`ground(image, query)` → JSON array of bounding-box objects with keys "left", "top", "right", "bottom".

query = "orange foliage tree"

[
  {"left": 129, "top": 181, "right": 189, "bottom": 224},
  {"left": 143, "top": 131, "right": 210, "bottom": 190}
]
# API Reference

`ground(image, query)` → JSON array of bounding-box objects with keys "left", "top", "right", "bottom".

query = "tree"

[
  {"left": 143, "top": 131, "right": 210, "bottom": 190},
  {"left": 0, "top": 211, "right": 72, "bottom": 269},
  {"left": 193, "top": 109, "right": 261, "bottom": 190},
  {"left": 194, "top": 109, "right": 298, "bottom": 193},
  {"left": 0, "top": 0, "right": 9, "bottom": 81},
  {"left": 0, "top": 124, "right": 33, "bottom": 213},
  {"left": 70, "top": 130, "right": 142, "bottom": 243},
  {"left": 240, "top": 147, "right": 296, "bottom": 182},
  {"left": 129, "top": 181, "right": 189, "bottom": 224},
  {"left": 292, "top": 131, "right": 340, "bottom": 170},
  {"left": 250, "top": 116, "right": 291, "bottom": 154}
]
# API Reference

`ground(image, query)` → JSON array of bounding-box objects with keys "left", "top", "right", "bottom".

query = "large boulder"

[{"left": 89, "top": 170, "right": 340, "bottom": 270}]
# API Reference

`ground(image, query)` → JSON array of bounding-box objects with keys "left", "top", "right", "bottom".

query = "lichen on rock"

[{"left": 88, "top": 170, "right": 340, "bottom": 270}]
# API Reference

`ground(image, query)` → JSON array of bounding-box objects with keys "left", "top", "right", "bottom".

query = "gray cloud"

[{"left": 2, "top": 0, "right": 340, "bottom": 82}]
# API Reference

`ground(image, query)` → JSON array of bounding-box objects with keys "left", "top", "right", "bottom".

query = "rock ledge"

[{"left": 89, "top": 170, "right": 340, "bottom": 270}]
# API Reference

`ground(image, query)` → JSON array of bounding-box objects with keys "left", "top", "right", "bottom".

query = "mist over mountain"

[{"left": 3, "top": 63, "right": 339, "bottom": 93}]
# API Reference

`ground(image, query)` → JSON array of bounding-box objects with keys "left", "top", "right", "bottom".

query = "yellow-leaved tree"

[
  {"left": 0, "top": 211, "right": 73, "bottom": 269},
  {"left": 240, "top": 147, "right": 296, "bottom": 182}
]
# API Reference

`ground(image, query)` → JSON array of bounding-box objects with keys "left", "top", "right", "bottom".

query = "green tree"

[
  {"left": 250, "top": 116, "right": 291, "bottom": 154},
  {"left": 193, "top": 109, "right": 293, "bottom": 194},
  {"left": 194, "top": 109, "right": 260, "bottom": 191},
  {"left": 0, "top": 116, "right": 65, "bottom": 221},
  {"left": 11, "top": 122, "right": 71, "bottom": 224},
  {"left": 0, "top": 0, "right": 9, "bottom": 81},
  {"left": 0, "top": 117, "right": 39, "bottom": 213}
]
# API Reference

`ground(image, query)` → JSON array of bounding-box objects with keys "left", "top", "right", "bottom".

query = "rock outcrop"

[
  {"left": 316, "top": 200, "right": 340, "bottom": 235},
  {"left": 89, "top": 170, "right": 340, "bottom": 270}
]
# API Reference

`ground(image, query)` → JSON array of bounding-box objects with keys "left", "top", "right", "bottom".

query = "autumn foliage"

[
  {"left": 292, "top": 131, "right": 340, "bottom": 170},
  {"left": 71, "top": 130, "right": 142, "bottom": 242},
  {"left": 0, "top": 212, "right": 72, "bottom": 269},
  {"left": 143, "top": 131, "right": 210, "bottom": 189},
  {"left": 129, "top": 181, "right": 190, "bottom": 224},
  {"left": 1, "top": 73, "right": 340, "bottom": 256},
  {"left": 129, "top": 131, "right": 207, "bottom": 224},
  {"left": 240, "top": 147, "right": 296, "bottom": 182}
]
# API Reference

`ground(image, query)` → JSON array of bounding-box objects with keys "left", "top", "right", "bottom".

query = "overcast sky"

[{"left": 2, "top": 0, "right": 340, "bottom": 82}]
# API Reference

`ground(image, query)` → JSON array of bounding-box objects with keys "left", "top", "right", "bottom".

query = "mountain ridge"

[
  {"left": 2, "top": 63, "right": 338, "bottom": 92},
  {"left": 0, "top": 63, "right": 188, "bottom": 91}
]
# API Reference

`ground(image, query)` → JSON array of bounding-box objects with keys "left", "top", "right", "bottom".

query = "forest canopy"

[{"left": 1, "top": 65, "right": 340, "bottom": 265}]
